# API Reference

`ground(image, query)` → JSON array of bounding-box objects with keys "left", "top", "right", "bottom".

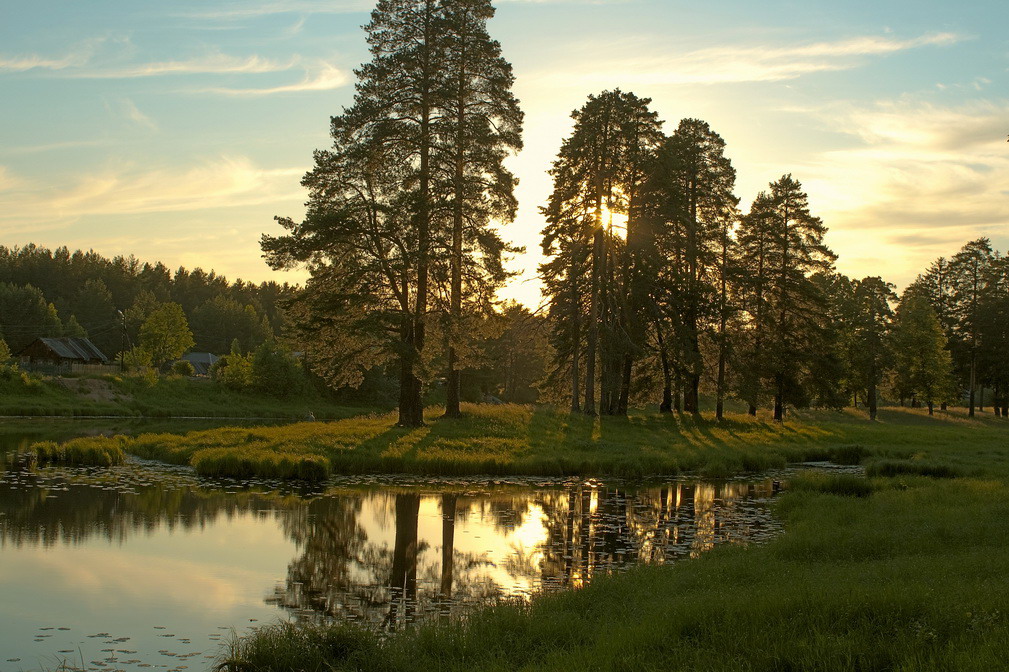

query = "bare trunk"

[
  {"left": 584, "top": 228, "right": 603, "bottom": 415},
  {"left": 658, "top": 327, "right": 673, "bottom": 414}
]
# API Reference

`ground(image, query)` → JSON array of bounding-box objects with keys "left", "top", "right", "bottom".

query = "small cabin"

[
  {"left": 182, "top": 352, "right": 220, "bottom": 376},
  {"left": 18, "top": 337, "right": 109, "bottom": 366}
]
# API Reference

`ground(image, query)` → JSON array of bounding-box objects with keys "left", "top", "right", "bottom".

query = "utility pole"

[{"left": 117, "top": 309, "right": 126, "bottom": 372}]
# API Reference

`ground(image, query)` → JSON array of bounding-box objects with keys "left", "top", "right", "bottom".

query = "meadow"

[
  {"left": 30, "top": 402, "right": 1000, "bottom": 481},
  {"left": 0, "top": 369, "right": 367, "bottom": 419}
]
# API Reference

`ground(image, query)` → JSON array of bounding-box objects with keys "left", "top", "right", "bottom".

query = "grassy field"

[
  {"left": 0, "top": 370, "right": 371, "bottom": 419},
  {"left": 35, "top": 401, "right": 1004, "bottom": 481},
  {"left": 199, "top": 404, "right": 1009, "bottom": 671}
]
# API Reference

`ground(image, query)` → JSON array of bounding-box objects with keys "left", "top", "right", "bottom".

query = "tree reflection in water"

[{"left": 0, "top": 458, "right": 781, "bottom": 631}]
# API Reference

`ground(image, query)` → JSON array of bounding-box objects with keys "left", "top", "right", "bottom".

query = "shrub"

[
  {"left": 251, "top": 342, "right": 306, "bottom": 397},
  {"left": 172, "top": 359, "right": 196, "bottom": 376},
  {"left": 213, "top": 352, "right": 254, "bottom": 391}
]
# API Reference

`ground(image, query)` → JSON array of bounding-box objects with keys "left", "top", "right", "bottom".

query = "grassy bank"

[
  {"left": 29, "top": 402, "right": 1007, "bottom": 481},
  {"left": 217, "top": 409, "right": 1009, "bottom": 671},
  {"left": 0, "top": 370, "right": 371, "bottom": 419}
]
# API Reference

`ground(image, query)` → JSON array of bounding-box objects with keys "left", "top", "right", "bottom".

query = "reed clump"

[{"left": 27, "top": 436, "right": 127, "bottom": 467}]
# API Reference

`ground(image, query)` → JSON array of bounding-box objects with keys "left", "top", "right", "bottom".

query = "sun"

[{"left": 600, "top": 204, "right": 629, "bottom": 239}]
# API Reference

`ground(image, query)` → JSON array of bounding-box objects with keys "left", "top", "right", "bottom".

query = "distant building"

[
  {"left": 18, "top": 337, "right": 109, "bottom": 366},
  {"left": 182, "top": 352, "right": 220, "bottom": 376}
]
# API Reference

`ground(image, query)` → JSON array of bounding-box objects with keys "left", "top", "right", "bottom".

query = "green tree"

[
  {"left": 139, "top": 303, "right": 195, "bottom": 367},
  {"left": 265, "top": 0, "right": 521, "bottom": 427},
  {"left": 850, "top": 276, "right": 897, "bottom": 420},
  {"left": 0, "top": 283, "right": 63, "bottom": 353},
  {"left": 540, "top": 90, "right": 662, "bottom": 416},
  {"left": 438, "top": 0, "right": 523, "bottom": 418},
  {"left": 0, "top": 338, "right": 11, "bottom": 363},
  {"left": 740, "top": 175, "right": 835, "bottom": 421},
  {"left": 644, "top": 118, "right": 738, "bottom": 415},
  {"left": 190, "top": 295, "right": 272, "bottom": 354},
  {"left": 892, "top": 291, "right": 956, "bottom": 415},
  {"left": 70, "top": 278, "right": 118, "bottom": 357},
  {"left": 62, "top": 315, "right": 88, "bottom": 339},
  {"left": 949, "top": 238, "right": 995, "bottom": 416},
  {"left": 251, "top": 342, "right": 305, "bottom": 397}
]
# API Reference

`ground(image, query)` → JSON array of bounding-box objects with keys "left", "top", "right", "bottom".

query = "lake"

[{"left": 0, "top": 423, "right": 784, "bottom": 671}]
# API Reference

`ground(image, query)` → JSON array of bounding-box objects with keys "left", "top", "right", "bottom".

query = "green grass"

[
  {"left": 25, "top": 436, "right": 127, "bottom": 467},
  {"left": 44, "top": 402, "right": 1009, "bottom": 482},
  {"left": 209, "top": 403, "right": 1009, "bottom": 671},
  {"left": 0, "top": 370, "right": 371, "bottom": 419}
]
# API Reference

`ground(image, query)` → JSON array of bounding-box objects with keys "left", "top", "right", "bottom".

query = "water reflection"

[{"left": 0, "top": 452, "right": 780, "bottom": 667}]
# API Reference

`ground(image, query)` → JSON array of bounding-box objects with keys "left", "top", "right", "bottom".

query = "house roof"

[
  {"left": 29, "top": 337, "right": 109, "bottom": 362},
  {"left": 183, "top": 352, "right": 220, "bottom": 366}
]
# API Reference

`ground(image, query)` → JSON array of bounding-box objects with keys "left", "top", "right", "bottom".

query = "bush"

[
  {"left": 251, "top": 342, "right": 306, "bottom": 397},
  {"left": 212, "top": 352, "right": 254, "bottom": 390},
  {"left": 171, "top": 359, "right": 196, "bottom": 376},
  {"left": 123, "top": 346, "right": 153, "bottom": 370}
]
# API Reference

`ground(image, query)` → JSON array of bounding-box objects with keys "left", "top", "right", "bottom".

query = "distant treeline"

[{"left": 0, "top": 244, "right": 294, "bottom": 358}]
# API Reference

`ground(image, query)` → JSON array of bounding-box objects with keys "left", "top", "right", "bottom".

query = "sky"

[{"left": 1, "top": 0, "right": 1006, "bottom": 307}]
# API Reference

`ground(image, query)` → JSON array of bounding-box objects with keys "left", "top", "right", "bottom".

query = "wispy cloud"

[
  {"left": 0, "top": 166, "right": 27, "bottom": 193},
  {"left": 535, "top": 32, "right": 963, "bottom": 86},
  {"left": 176, "top": 0, "right": 371, "bottom": 20},
  {"left": 793, "top": 98, "right": 1009, "bottom": 284},
  {"left": 77, "top": 53, "right": 299, "bottom": 78},
  {"left": 0, "top": 37, "right": 109, "bottom": 73},
  {"left": 0, "top": 156, "right": 304, "bottom": 225},
  {"left": 120, "top": 99, "right": 159, "bottom": 130},
  {"left": 1, "top": 139, "right": 108, "bottom": 156},
  {"left": 197, "top": 61, "right": 348, "bottom": 95}
]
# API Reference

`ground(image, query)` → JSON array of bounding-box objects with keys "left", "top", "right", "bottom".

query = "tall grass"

[{"left": 26, "top": 436, "right": 126, "bottom": 466}]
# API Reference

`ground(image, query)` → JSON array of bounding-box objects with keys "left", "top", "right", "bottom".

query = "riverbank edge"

[{"left": 220, "top": 463, "right": 1009, "bottom": 670}]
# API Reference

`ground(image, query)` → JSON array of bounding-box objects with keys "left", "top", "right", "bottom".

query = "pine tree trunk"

[
  {"left": 398, "top": 319, "right": 424, "bottom": 427},
  {"left": 618, "top": 354, "right": 631, "bottom": 416},
  {"left": 402, "top": 4, "right": 434, "bottom": 429},
  {"left": 773, "top": 373, "right": 784, "bottom": 422},
  {"left": 584, "top": 228, "right": 603, "bottom": 415},
  {"left": 658, "top": 328, "right": 672, "bottom": 414},
  {"left": 715, "top": 231, "right": 728, "bottom": 422},
  {"left": 570, "top": 254, "right": 581, "bottom": 414},
  {"left": 868, "top": 379, "right": 877, "bottom": 421},
  {"left": 715, "top": 351, "right": 726, "bottom": 421},
  {"left": 969, "top": 353, "right": 976, "bottom": 417}
]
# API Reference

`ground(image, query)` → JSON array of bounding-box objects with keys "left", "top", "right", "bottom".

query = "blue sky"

[{"left": 1, "top": 0, "right": 1006, "bottom": 306}]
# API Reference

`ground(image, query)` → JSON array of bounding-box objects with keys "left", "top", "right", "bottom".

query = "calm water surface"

[{"left": 0, "top": 426, "right": 784, "bottom": 671}]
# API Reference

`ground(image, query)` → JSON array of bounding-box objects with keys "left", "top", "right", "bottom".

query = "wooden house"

[{"left": 18, "top": 337, "right": 109, "bottom": 366}]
